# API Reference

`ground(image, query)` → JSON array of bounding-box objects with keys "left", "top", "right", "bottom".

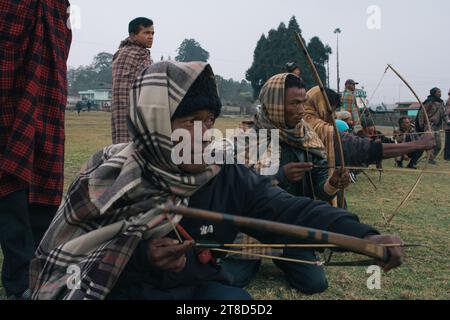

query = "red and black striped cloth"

[{"left": 0, "top": 0, "right": 72, "bottom": 206}]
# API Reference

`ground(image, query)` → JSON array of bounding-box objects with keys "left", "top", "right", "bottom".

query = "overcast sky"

[{"left": 68, "top": 0, "right": 450, "bottom": 104}]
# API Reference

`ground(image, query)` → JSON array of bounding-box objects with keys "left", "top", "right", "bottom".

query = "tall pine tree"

[
  {"left": 175, "top": 39, "right": 210, "bottom": 62},
  {"left": 246, "top": 16, "right": 332, "bottom": 99}
]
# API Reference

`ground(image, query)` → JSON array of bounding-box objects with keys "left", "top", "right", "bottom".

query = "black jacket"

[{"left": 273, "top": 142, "right": 334, "bottom": 201}]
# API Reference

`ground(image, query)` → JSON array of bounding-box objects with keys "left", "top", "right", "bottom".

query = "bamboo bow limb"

[
  {"left": 162, "top": 204, "right": 390, "bottom": 262},
  {"left": 313, "top": 165, "right": 450, "bottom": 175},
  {"left": 384, "top": 64, "right": 434, "bottom": 224},
  {"left": 294, "top": 32, "right": 347, "bottom": 208}
]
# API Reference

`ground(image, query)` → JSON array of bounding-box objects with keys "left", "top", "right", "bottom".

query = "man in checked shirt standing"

[
  {"left": 111, "top": 17, "right": 154, "bottom": 144},
  {"left": 0, "top": 0, "right": 72, "bottom": 299}
]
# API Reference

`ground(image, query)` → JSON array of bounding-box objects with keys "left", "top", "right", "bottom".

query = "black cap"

[
  {"left": 345, "top": 79, "right": 359, "bottom": 85},
  {"left": 285, "top": 62, "right": 300, "bottom": 73},
  {"left": 172, "top": 68, "right": 222, "bottom": 120}
]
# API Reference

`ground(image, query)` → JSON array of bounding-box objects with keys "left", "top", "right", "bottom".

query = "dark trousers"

[
  {"left": 431, "top": 131, "right": 442, "bottom": 160},
  {"left": 445, "top": 130, "right": 450, "bottom": 161},
  {"left": 0, "top": 190, "right": 57, "bottom": 297},
  {"left": 220, "top": 249, "right": 328, "bottom": 295},
  {"left": 398, "top": 150, "right": 423, "bottom": 168}
]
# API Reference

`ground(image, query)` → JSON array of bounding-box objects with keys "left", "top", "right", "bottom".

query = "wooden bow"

[
  {"left": 384, "top": 64, "right": 433, "bottom": 224},
  {"left": 162, "top": 204, "right": 391, "bottom": 262},
  {"left": 294, "top": 32, "right": 347, "bottom": 207}
]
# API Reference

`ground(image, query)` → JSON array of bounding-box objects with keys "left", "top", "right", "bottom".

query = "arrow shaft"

[{"left": 314, "top": 165, "right": 450, "bottom": 175}]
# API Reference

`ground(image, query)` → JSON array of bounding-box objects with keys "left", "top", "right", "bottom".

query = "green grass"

[{"left": 1, "top": 111, "right": 449, "bottom": 300}]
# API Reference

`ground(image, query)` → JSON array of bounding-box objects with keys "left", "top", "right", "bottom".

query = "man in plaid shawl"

[
  {"left": 417, "top": 87, "right": 447, "bottom": 164},
  {"left": 111, "top": 17, "right": 154, "bottom": 144},
  {"left": 30, "top": 61, "right": 405, "bottom": 300},
  {"left": 0, "top": 0, "right": 71, "bottom": 299},
  {"left": 341, "top": 79, "right": 362, "bottom": 126},
  {"left": 224, "top": 74, "right": 351, "bottom": 294}
]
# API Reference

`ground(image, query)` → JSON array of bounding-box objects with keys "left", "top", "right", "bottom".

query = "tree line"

[{"left": 68, "top": 16, "right": 331, "bottom": 105}]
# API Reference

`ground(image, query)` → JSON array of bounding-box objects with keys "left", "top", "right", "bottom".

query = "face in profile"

[
  {"left": 284, "top": 87, "right": 308, "bottom": 128},
  {"left": 364, "top": 126, "right": 377, "bottom": 137},
  {"left": 346, "top": 83, "right": 356, "bottom": 92},
  {"left": 132, "top": 25, "right": 155, "bottom": 48},
  {"left": 346, "top": 118, "right": 355, "bottom": 128},
  {"left": 292, "top": 68, "right": 301, "bottom": 78},
  {"left": 400, "top": 118, "right": 411, "bottom": 131}
]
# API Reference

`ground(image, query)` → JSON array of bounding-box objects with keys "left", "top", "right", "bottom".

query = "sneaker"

[
  {"left": 428, "top": 159, "right": 437, "bottom": 165},
  {"left": 407, "top": 164, "right": 418, "bottom": 170},
  {"left": 395, "top": 161, "right": 403, "bottom": 168}
]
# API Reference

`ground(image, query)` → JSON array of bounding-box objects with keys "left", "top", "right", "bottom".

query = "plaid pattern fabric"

[
  {"left": 304, "top": 86, "right": 334, "bottom": 123},
  {"left": 111, "top": 37, "right": 152, "bottom": 144},
  {"left": 341, "top": 90, "right": 361, "bottom": 126},
  {"left": 304, "top": 86, "right": 337, "bottom": 168},
  {"left": 303, "top": 87, "right": 339, "bottom": 207},
  {"left": 445, "top": 99, "right": 450, "bottom": 131},
  {"left": 0, "top": 0, "right": 72, "bottom": 206},
  {"left": 30, "top": 61, "right": 222, "bottom": 300}
]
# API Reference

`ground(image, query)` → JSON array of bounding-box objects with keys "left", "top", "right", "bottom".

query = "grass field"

[{"left": 1, "top": 111, "right": 449, "bottom": 300}]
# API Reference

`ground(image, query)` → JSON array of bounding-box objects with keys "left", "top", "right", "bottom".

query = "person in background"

[
  {"left": 357, "top": 118, "right": 393, "bottom": 144},
  {"left": 393, "top": 117, "right": 423, "bottom": 169},
  {"left": 336, "top": 111, "right": 355, "bottom": 133},
  {"left": 111, "top": 17, "right": 154, "bottom": 144},
  {"left": 86, "top": 100, "right": 92, "bottom": 112},
  {"left": 443, "top": 89, "right": 450, "bottom": 161},
  {"left": 417, "top": 87, "right": 446, "bottom": 164},
  {"left": 76, "top": 100, "right": 83, "bottom": 116},
  {"left": 304, "top": 87, "right": 435, "bottom": 171},
  {"left": 340, "top": 79, "right": 362, "bottom": 126},
  {"left": 285, "top": 62, "right": 302, "bottom": 78},
  {"left": 336, "top": 119, "right": 350, "bottom": 135}
]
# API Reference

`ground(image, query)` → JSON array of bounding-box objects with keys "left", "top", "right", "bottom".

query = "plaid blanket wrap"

[
  {"left": 111, "top": 37, "right": 152, "bottom": 144},
  {"left": 341, "top": 90, "right": 361, "bottom": 126},
  {"left": 0, "top": 0, "right": 72, "bottom": 205}
]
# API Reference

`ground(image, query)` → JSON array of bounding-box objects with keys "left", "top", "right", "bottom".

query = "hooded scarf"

[{"left": 30, "top": 61, "right": 222, "bottom": 300}]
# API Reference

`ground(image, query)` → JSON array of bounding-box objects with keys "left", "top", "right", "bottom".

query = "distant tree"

[
  {"left": 246, "top": 16, "right": 332, "bottom": 99},
  {"left": 246, "top": 34, "right": 271, "bottom": 99},
  {"left": 68, "top": 65, "right": 97, "bottom": 95},
  {"left": 68, "top": 52, "right": 114, "bottom": 95},
  {"left": 92, "top": 52, "right": 113, "bottom": 72},
  {"left": 215, "top": 75, "right": 254, "bottom": 107},
  {"left": 307, "top": 37, "right": 332, "bottom": 85},
  {"left": 92, "top": 52, "right": 113, "bottom": 85},
  {"left": 175, "top": 38, "right": 210, "bottom": 62}
]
